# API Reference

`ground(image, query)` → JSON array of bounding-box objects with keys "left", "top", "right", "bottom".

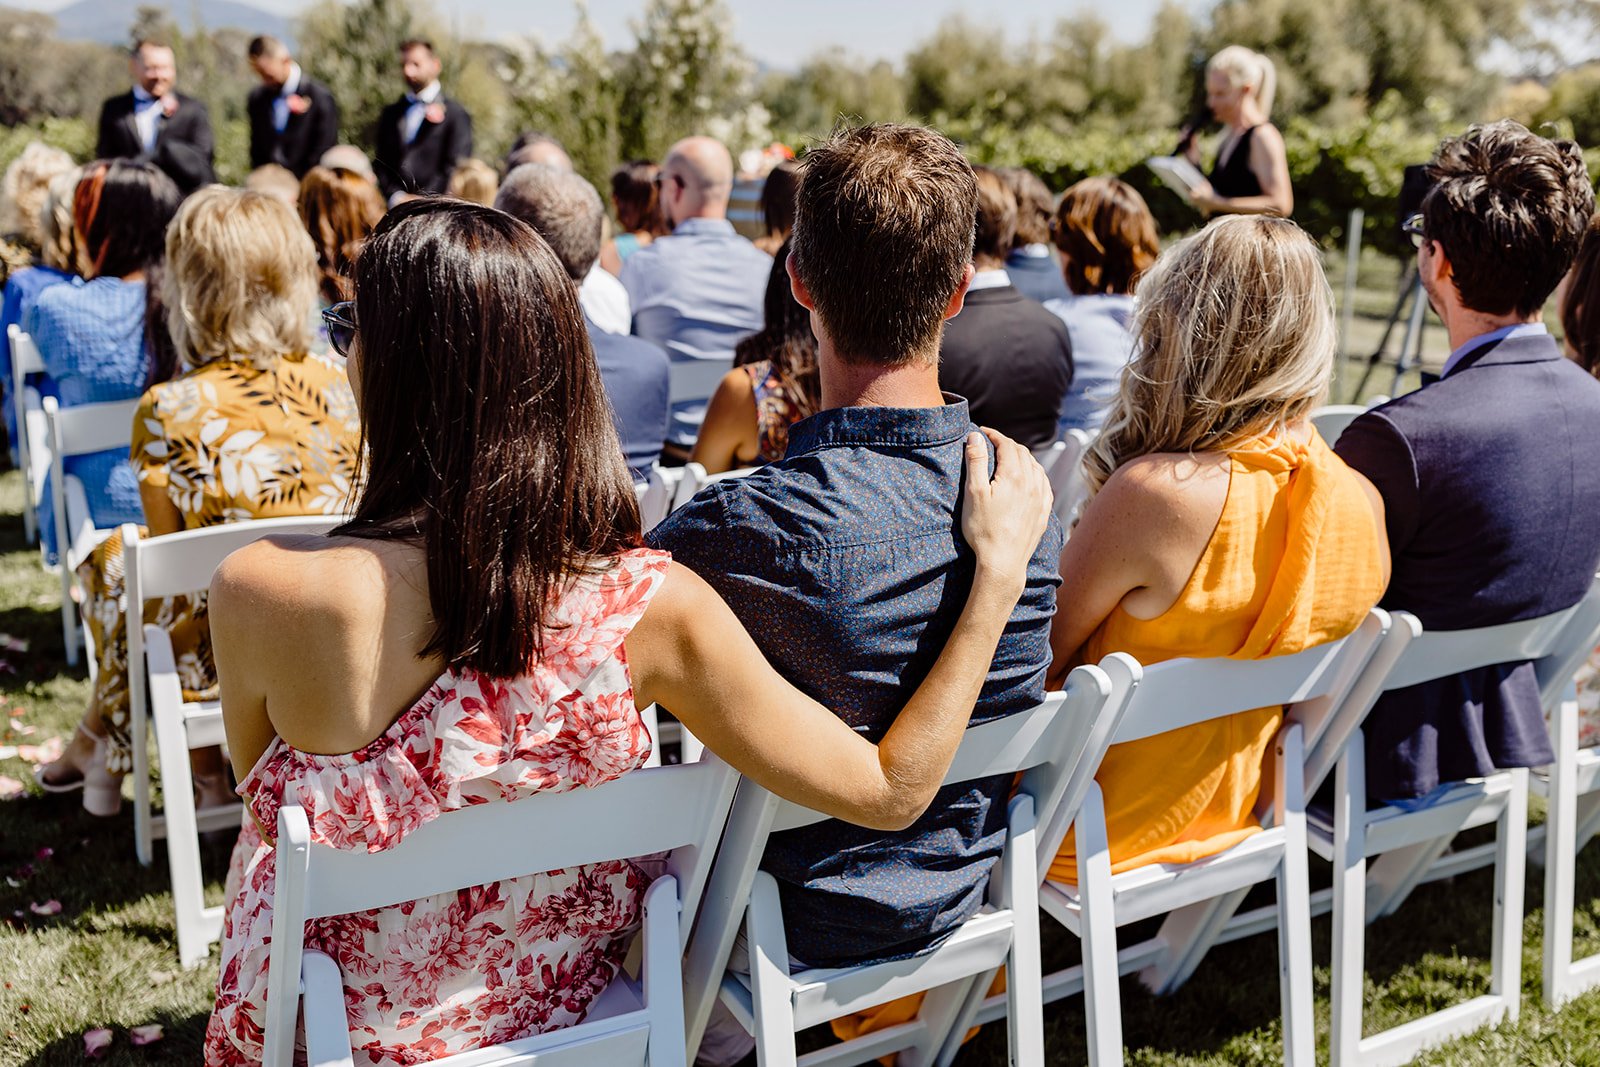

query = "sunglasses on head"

[{"left": 322, "top": 301, "right": 356, "bottom": 358}]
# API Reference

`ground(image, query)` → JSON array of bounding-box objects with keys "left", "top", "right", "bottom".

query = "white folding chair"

[
  {"left": 44, "top": 395, "right": 140, "bottom": 667},
  {"left": 1309, "top": 404, "right": 1367, "bottom": 445},
  {"left": 125, "top": 517, "right": 344, "bottom": 968},
  {"left": 1528, "top": 578, "right": 1600, "bottom": 1006},
  {"left": 263, "top": 755, "right": 742, "bottom": 1067},
  {"left": 1032, "top": 439, "right": 1066, "bottom": 477},
  {"left": 1026, "top": 613, "right": 1390, "bottom": 1067},
  {"left": 683, "top": 670, "right": 1118, "bottom": 1067},
  {"left": 669, "top": 356, "right": 736, "bottom": 417},
  {"left": 1047, "top": 429, "right": 1093, "bottom": 527},
  {"left": 672, "top": 461, "right": 758, "bottom": 512},
  {"left": 641, "top": 464, "right": 685, "bottom": 533},
  {"left": 7, "top": 324, "right": 48, "bottom": 544}
]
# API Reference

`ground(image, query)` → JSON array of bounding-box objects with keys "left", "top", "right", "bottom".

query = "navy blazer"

[
  {"left": 95, "top": 91, "right": 215, "bottom": 193},
  {"left": 1336, "top": 331, "right": 1600, "bottom": 799},
  {"left": 374, "top": 94, "right": 473, "bottom": 200},
  {"left": 587, "top": 316, "right": 669, "bottom": 480},
  {"left": 247, "top": 75, "right": 340, "bottom": 177}
]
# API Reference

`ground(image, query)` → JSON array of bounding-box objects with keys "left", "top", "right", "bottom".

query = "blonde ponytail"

[{"left": 1208, "top": 45, "right": 1276, "bottom": 120}]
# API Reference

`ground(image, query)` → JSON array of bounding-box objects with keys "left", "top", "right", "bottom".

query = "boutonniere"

[
  {"left": 286, "top": 94, "right": 311, "bottom": 115},
  {"left": 160, "top": 94, "right": 179, "bottom": 118},
  {"left": 424, "top": 102, "right": 446, "bottom": 125}
]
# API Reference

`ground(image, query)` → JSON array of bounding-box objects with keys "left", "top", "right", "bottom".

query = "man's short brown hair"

[
  {"left": 792, "top": 124, "right": 976, "bottom": 365},
  {"left": 1424, "top": 120, "right": 1594, "bottom": 318},
  {"left": 972, "top": 166, "right": 1017, "bottom": 262},
  {"left": 1002, "top": 167, "right": 1055, "bottom": 248}
]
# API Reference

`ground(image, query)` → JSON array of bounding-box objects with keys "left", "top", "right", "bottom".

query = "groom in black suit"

[
  {"left": 246, "top": 35, "right": 339, "bottom": 178},
  {"left": 95, "top": 39, "right": 215, "bottom": 194},
  {"left": 374, "top": 38, "right": 473, "bottom": 203}
]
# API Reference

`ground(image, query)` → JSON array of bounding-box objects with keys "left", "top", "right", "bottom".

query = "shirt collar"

[
  {"left": 669, "top": 217, "right": 735, "bottom": 237},
  {"left": 1441, "top": 322, "right": 1548, "bottom": 378},
  {"left": 407, "top": 81, "right": 442, "bottom": 105},
  {"left": 1013, "top": 244, "right": 1052, "bottom": 260},
  {"left": 132, "top": 85, "right": 158, "bottom": 105},
  {"left": 786, "top": 394, "right": 972, "bottom": 455},
  {"left": 280, "top": 63, "right": 301, "bottom": 98},
  {"left": 967, "top": 269, "right": 1012, "bottom": 292}
]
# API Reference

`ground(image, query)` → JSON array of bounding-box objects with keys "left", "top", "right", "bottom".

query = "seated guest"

[
  {"left": 938, "top": 165, "right": 1073, "bottom": 448},
  {"left": 1002, "top": 166, "right": 1071, "bottom": 305},
  {"left": 621, "top": 135, "right": 770, "bottom": 457},
  {"left": 1045, "top": 177, "right": 1161, "bottom": 434},
  {"left": 0, "top": 142, "right": 74, "bottom": 285},
  {"left": 35, "top": 186, "right": 361, "bottom": 814},
  {"left": 1046, "top": 214, "right": 1389, "bottom": 881},
  {"left": 202, "top": 196, "right": 1051, "bottom": 1065},
  {"left": 503, "top": 129, "right": 573, "bottom": 172},
  {"left": 1337, "top": 121, "right": 1600, "bottom": 803},
  {"left": 649, "top": 124, "right": 1062, "bottom": 1065},
  {"left": 318, "top": 143, "right": 377, "bottom": 184},
  {"left": 298, "top": 165, "right": 385, "bottom": 309},
  {"left": 446, "top": 157, "right": 498, "bottom": 204},
  {"left": 692, "top": 238, "right": 818, "bottom": 472},
  {"left": 25, "top": 161, "right": 180, "bottom": 566},
  {"left": 3, "top": 158, "right": 82, "bottom": 455},
  {"left": 1558, "top": 213, "right": 1600, "bottom": 747},
  {"left": 242, "top": 163, "right": 300, "bottom": 205},
  {"left": 752, "top": 158, "right": 798, "bottom": 255},
  {"left": 599, "top": 159, "right": 664, "bottom": 275},
  {"left": 495, "top": 164, "right": 670, "bottom": 479}
]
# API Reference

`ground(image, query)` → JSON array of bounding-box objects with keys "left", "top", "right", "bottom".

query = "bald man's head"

[{"left": 660, "top": 135, "right": 734, "bottom": 226}]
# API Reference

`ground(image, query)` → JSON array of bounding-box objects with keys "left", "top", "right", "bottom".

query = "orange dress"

[
  {"left": 835, "top": 430, "right": 1386, "bottom": 1049},
  {"left": 1050, "top": 430, "right": 1387, "bottom": 883}
]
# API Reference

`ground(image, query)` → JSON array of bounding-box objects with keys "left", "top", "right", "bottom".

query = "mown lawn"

[{"left": 3, "top": 454, "right": 1600, "bottom": 1066}]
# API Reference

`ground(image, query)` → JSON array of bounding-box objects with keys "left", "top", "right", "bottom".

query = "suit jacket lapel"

[{"left": 121, "top": 93, "right": 142, "bottom": 151}]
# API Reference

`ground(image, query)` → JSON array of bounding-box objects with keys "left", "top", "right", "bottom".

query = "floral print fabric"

[{"left": 204, "top": 548, "right": 671, "bottom": 1067}]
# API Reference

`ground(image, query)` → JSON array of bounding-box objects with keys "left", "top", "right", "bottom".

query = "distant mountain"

[{"left": 48, "top": 0, "right": 294, "bottom": 46}]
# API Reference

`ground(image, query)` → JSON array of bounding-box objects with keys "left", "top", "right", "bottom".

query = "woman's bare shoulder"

[{"left": 209, "top": 534, "right": 413, "bottom": 634}]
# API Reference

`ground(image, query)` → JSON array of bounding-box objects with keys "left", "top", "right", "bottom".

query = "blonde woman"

[
  {"left": 1188, "top": 45, "right": 1294, "bottom": 218},
  {"left": 37, "top": 187, "right": 361, "bottom": 814},
  {"left": 0, "top": 141, "right": 75, "bottom": 280},
  {"left": 2, "top": 163, "right": 83, "bottom": 452},
  {"left": 1045, "top": 215, "right": 1388, "bottom": 883}
]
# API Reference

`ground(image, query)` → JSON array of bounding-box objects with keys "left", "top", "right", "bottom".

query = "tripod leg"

[
  {"left": 1353, "top": 261, "right": 1418, "bottom": 402},
  {"left": 1392, "top": 270, "right": 1428, "bottom": 396}
]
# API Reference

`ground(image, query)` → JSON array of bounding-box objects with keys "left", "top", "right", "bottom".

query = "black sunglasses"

[
  {"left": 1402, "top": 212, "right": 1427, "bottom": 250},
  {"left": 322, "top": 301, "right": 356, "bottom": 358},
  {"left": 653, "top": 173, "right": 687, "bottom": 191}
]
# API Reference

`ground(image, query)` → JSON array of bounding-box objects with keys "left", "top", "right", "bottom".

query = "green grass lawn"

[{"left": 6, "top": 444, "right": 1600, "bottom": 1065}]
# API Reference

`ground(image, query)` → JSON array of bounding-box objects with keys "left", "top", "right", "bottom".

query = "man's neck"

[
  {"left": 675, "top": 204, "right": 727, "bottom": 226},
  {"left": 1445, "top": 307, "right": 1543, "bottom": 352},
  {"left": 818, "top": 341, "right": 945, "bottom": 411},
  {"left": 973, "top": 255, "right": 1007, "bottom": 272}
]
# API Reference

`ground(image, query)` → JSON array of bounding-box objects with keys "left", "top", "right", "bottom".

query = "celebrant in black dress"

[{"left": 1187, "top": 46, "right": 1293, "bottom": 218}]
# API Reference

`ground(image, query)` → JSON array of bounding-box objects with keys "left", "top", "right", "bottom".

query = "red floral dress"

[{"left": 204, "top": 548, "right": 672, "bottom": 1066}]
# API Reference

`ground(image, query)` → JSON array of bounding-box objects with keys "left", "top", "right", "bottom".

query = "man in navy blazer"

[
  {"left": 374, "top": 39, "right": 473, "bottom": 203},
  {"left": 246, "top": 36, "right": 339, "bottom": 178},
  {"left": 95, "top": 39, "right": 215, "bottom": 194},
  {"left": 1336, "top": 120, "right": 1600, "bottom": 802}
]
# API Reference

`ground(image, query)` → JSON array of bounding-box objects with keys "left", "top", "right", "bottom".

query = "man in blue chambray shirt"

[{"left": 649, "top": 124, "right": 1062, "bottom": 1064}]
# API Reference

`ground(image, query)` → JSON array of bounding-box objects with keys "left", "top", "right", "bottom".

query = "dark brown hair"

[
  {"left": 398, "top": 38, "right": 435, "bottom": 56},
  {"left": 610, "top": 160, "right": 661, "bottom": 234},
  {"left": 298, "top": 166, "right": 385, "bottom": 305},
  {"left": 1563, "top": 212, "right": 1600, "bottom": 376},
  {"left": 733, "top": 238, "right": 819, "bottom": 418},
  {"left": 972, "top": 166, "right": 1017, "bottom": 262},
  {"left": 760, "top": 159, "right": 800, "bottom": 238},
  {"left": 1052, "top": 176, "right": 1161, "bottom": 296},
  {"left": 791, "top": 124, "right": 976, "bottom": 365},
  {"left": 1424, "top": 120, "right": 1594, "bottom": 319},
  {"left": 340, "top": 198, "right": 640, "bottom": 676},
  {"left": 74, "top": 159, "right": 181, "bottom": 385},
  {"left": 1002, "top": 167, "right": 1055, "bottom": 248}
]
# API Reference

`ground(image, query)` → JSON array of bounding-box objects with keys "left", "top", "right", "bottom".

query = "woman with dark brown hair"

[
  {"left": 1562, "top": 212, "right": 1600, "bottom": 375},
  {"left": 753, "top": 158, "right": 799, "bottom": 255},
  {"left": 691, "top": 238, "right": 819, "bottom": 471},
  {"left": 203, "top": 198, "right": 1050, "bottom": 1064},
  {"left": 598, "top": 159, "right": 666, "bottom": 276},
  {"left": 297, "top": 164, "right": 384, "bottom": 306},
  {"left": 1046, "top": 176, "right": 1161, "bottom": 433}
]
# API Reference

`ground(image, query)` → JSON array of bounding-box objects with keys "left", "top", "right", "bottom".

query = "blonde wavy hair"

[
  {"left": 1208, "top": 45, "right": 1277, "bottom": 119},
  {"left": 163, "top": 186, "right": 319, "bottom": 371},
  {"left": 1083, "top": 215, "right": 1335, "bottom": 500},
  {"left": 1, "top": 142, "right": 74, "bottom": 249},
  {"left": 39, "top": 167, "right": 86, "bottom": 275}
]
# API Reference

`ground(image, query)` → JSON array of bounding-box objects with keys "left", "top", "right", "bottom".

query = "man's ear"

[
  {"left": 942, "top": 262, "right": 976, "bottom": 322},
  {"left": 786, "top": 251, "right": 815, "bottom": 311}
]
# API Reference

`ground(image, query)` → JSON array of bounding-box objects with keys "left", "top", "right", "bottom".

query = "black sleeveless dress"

[{"left": 1210, "top": 125, "right": 1266, "bottom": 199}]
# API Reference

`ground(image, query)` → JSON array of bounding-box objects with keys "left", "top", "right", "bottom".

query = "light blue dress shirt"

[
  {"left": 1045, "top": 292, "right": 1137, "bottom": 434},
  {"left": 1440, "top": 322, "right": 1548, "bottom": 378},
  {"left": 620, "top": 217, "right": 770, "bottom": 447}
]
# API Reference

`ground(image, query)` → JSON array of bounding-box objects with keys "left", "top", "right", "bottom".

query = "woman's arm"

[
  {"left": 598, "top": 239, "right": 623, "bottom": 278},
  {"left": 1192, "top": 125, "right": 1292, "bottom": 217},
  {"left": 628, "top": 429, "right": 1052, "bottom": 830},
  {"left": 688, "top": 367, "right": 760, "bottom": 475}
]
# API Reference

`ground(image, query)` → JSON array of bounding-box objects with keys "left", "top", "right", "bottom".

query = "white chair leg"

[
  {"left": 154, "top": 698, "right": 207, "bottom": 967},
  {"left": 1329, "top": 753, "right": 1367, "bottom": 1067},
  {"left": 133, "top": 707, "right": 154, "bottom": 868},
  {"left": 640, "top": 876, "right": 686, "bottom": 1067},
  {"left": 906, "top": 975, "right": 982, "bottom": 1067},
  {"left": 59, "top": 563, "right": 78, "bottom": 666},
  {"left": 1489, "top": 768, "right": 1528, "bottom": 1026},
  {"left": 746, "top": 874, "right": 798, "bottom": 1067},
  {"left": 1544, "top": 698, "right": 1579, "bottom": 1007},
  {"left": 1274, "top": 725, "right": 1315, "bottom": 1067},
  {"left": 1573, "top": 791, "right": 1600, "bottom": 854},
  {"left": 1002, "top": 796, "right": 1045, "bottom": 1067},
  {"left": 1076, "top": 785, "right": 1124, "bottom": 1067}
]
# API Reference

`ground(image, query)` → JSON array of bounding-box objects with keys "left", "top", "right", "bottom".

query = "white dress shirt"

[
  {"left": 401, "top": 81, "right": 441, "bottom": 145},
  {"left": 131, "top": 86, "right": 163, "bottom": 153},
  {"left": 581, "top": 264, "right": 632, "bottom": 335},
  {"left": 271, "top": 63, "right": 302, "bottom": 134},
  {"left": 967, "top": 268, "right": 1013, "bottom": 291}
]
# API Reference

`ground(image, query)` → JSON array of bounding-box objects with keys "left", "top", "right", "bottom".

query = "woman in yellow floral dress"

[{"left": 37, "top": 187, "right": 360, "bottom": 814}]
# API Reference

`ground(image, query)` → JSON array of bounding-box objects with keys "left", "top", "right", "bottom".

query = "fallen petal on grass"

[
  {"left": 0, "top": 635, "right": 28, "bottom": 654},
  {"left": 15, "top": 737, "right": 62, "bottom": 765},
  {"left": 129, "top": 1024, "right": 163, "bottom": 1046},
  {"left": 27, "top": 899, "right": 61, "bottom": 916},
  {"left": 0, "top": 775, "right": 23, "bottom": 800},
  {"left": 83, "top": 1028, "right": 112, "bottom": 1058}
]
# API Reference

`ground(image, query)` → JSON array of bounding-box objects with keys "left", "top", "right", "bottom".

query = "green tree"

[
  {"left": 762, "top": 50, "right": 908, "bottom": 144},
  {"left": 616, "top": 0, "right": 758, "bottom": 160},
  {"left": 504, "top": 3, "right": 623, "bottom": 185}
]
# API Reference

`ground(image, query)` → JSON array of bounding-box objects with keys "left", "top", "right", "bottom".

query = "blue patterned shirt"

[
  {"left": 1, "top": 264, "right": 74, "bottom": 453},
  {"left": 24, "top": 276, "right": 149, "bottom": 562},
  {"left": 648, "top": 396, "right": 1062, "bottom": 967}
]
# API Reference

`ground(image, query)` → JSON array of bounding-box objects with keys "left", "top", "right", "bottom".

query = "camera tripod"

[{"left": 1351, "top": 261, "right": 1431, "bottom": 402}]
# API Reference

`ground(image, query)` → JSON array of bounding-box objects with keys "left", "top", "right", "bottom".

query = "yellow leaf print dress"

[{"left": 82, "top": 352, "right": 361, "bottom": 773}]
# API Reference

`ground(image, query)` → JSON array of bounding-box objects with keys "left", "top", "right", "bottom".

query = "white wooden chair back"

[
  {"left": 1032, "top": 438, "right": 1066, "bottom": 477},
  {"left": 264, "top": 755, "right": 742, "bottom": 1067},
  {"left": 1048, "top": 429, "right": 1094, "bottom": 527},
  {"left": 640, "top": 464, "right": 684, "bottom": 532},
  {"left": 8, "top": 325, "right": 47, "bottom": 543},
  {"left": 43, "top": 395, "right": 139, "bottom": 666},
  {"left": 671, "top": 461, "right": 758, "bottom": 512},
  {"left": 683, "top": 668, "right": 1120, "bottom": 1066},
  {"left": 1309, "top": 404, "right": 1367, "bottom": 445}
]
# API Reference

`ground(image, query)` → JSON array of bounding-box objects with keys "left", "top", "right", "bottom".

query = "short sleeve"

[
  {"left": 128, "top": 387, "right": 170, "bottom": 489},
  {"left": 1334, "top": 409, "right": 1419, "bottom": 555}
]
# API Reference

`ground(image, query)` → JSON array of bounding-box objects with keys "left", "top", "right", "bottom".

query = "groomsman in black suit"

[
  {"left": 246, "top": 36, "right": 339, "bottom": 178},
  {"left": 374, "top": 39, "right": 473, "bottom": 203},
  {"left": 95, "top": 39, "right": 215, "bottom": 194}
]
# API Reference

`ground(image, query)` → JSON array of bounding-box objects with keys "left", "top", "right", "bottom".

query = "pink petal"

[
  {"left": 16, "top": 737, "right": 63, "bottom": 764},
  {"left": 0, "top": 635, "right": 28, "bottom": 654},
  {"left": 83, "top": 1028, "right": 112, "bottom": 1057},
  {"left": 0, "top": 775, "right": 23, "bottom": 800},
  {"left": 129, "top": 1024, "right": 164, "bottom": 1046},
  {"left": 34, "top": 847, "right": 52, "bottom": 860},
  {"left": 28, "top": 899, "right": 61, "bottom": 916}
]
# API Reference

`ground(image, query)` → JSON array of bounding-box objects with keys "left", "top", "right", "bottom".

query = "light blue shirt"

[
  {"left": 620, "top": 216, "right": 771, "bottom": 447},
  {"left": 1045, "top": 293, "right": 1137, "bottom": 434},
  {"left": 1441, "top": 322, "right": 1548, "bottom": 378},
  {"left": 131, "top": 85, "right": 163, "bottom": 153},
  {"left": 271, "top": 63, "right": 302, "bottom": 134}
]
